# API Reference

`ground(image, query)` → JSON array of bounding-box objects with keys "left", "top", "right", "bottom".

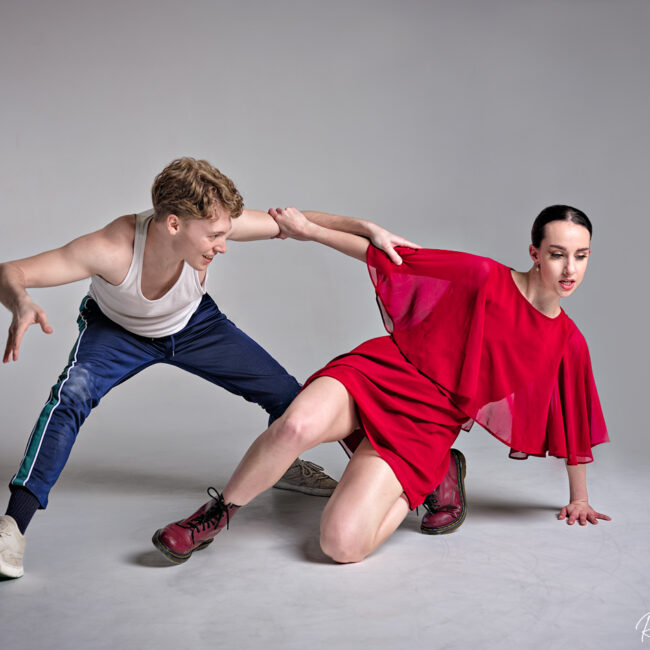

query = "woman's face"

[{"left": 530, "top": 220, "right": 591, "bottom": 298}]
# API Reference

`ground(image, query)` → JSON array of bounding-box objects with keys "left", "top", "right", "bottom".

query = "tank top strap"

[
  {"left": 134, "top": 211, "right": 155, "bottom": 290},
  {"left": 134, "top": 212, "right": 152, "bottom": 263}
]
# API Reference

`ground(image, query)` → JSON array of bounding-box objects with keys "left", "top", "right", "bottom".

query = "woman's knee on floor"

[{"left": 320, "top": 515, "right": 373, "bottom": 564}]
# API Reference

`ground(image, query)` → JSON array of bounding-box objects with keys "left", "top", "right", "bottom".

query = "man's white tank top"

[{"left": 88, "top": 210, "right": 207, "bottom": 337}]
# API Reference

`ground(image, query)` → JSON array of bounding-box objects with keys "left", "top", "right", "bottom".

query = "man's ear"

[{"left": 166, "top": 213, "right": 181, "bottom": 235}]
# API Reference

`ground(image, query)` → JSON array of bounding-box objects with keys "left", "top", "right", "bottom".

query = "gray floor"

[{"left": 0, "top": 427, "right": 646, "bottom": 650}]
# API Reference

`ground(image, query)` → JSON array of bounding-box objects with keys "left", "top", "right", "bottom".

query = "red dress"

[{"left": 305, "top": 246, "right": 609, "bottom": 507}]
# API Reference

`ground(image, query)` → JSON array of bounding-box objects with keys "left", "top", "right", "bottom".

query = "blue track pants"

[{"left": 10, "top": 294, "right": 300, "bottom": 507}]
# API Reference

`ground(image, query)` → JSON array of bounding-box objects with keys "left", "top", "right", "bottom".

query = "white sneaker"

[
  {"left": 0, "top": 515, "right": 25, "bottom": 579},
  {"left": 273, "top": 458, "right": 338, "bottom": 497}
]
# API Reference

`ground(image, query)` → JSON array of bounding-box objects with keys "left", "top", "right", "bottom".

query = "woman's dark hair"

[{"left": 531, "top": 205, "right": 592, "bottom": 248}]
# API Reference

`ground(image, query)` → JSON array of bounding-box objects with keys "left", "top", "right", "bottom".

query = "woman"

[{"left": 153, "top": 204, "right": 610, "bottom": 564}]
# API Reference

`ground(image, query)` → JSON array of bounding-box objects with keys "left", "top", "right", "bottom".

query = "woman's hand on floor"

[{"left": 558, "top": 499, "right": 611, "bottom": 525}]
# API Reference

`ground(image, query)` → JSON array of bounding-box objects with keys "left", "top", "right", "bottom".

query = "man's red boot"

[
  {"left": 152, "top": 488, "right": 239, "bottom": 564},
  {"left": 420, "top": 449, "right": 467, "bottom": 535}
]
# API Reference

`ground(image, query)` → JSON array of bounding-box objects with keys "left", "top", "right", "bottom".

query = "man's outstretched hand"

[{"left": 3, "top": 297, "right": 53, "bottom": 363}]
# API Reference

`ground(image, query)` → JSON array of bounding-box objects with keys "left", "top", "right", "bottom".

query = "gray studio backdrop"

[{"left": 0, "top": 0, "right": 647, "bottom": 490}]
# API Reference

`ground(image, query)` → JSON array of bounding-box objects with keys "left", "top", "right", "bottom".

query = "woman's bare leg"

[
  {"left": 153, "top": 380, "right": 410, "bottom": 565},
  {"left": 223, "top": 377, "right": 359, "bottom": 505},
  {"left": 320, "top": 438, "right": 410, "bottom": 563}
]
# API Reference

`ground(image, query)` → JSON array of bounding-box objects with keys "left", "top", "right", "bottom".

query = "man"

[{"left": 0, "top": 157, "right": 418, "bottom": 578}]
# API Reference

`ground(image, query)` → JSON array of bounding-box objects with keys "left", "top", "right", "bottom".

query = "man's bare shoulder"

[
  {"left": 101, "top": 214, "right": 137, "bottom": 246},
  {"left": 75, "top": 215, "right": 137, "bottom": 283},
  {"left": 90, "top": 214, "right": 137, "bottom": 260}
]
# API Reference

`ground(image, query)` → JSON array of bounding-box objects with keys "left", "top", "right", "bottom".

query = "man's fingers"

[
  {"left": 37, "top": 312, "right": 53, "bottom": 334},
  {"left": 12, "top": 338, "right": 21, "bottom": 361},
  {"left": 11, "top": 325, "right": 27, "bottom": 362},
  {"left": 3, "top": 335, "right": 13, "bottom": 363}
]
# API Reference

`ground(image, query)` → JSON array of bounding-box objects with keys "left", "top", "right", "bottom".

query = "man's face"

[{"left": 176, "top": 204, "right": 232, "bottom": 270}]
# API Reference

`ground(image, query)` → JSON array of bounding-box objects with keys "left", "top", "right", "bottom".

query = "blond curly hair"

[{"left": 151, "top": 157, "right": 244, "bottom": 221}]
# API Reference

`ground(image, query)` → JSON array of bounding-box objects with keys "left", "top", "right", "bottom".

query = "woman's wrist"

[
  {"left": 565, "top": 462, "right": 589, "bottom": 502},
  {"left": 305, "top": 221, "right": 327, "bottom": 243}
]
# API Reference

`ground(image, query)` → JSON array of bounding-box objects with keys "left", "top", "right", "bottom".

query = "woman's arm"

[
  {"left": 302, "top": 210, "right": 419, "bottom": 265},
  {"left": 269, "top": 207, "right": 370, "bottom": 262},
  {"left": 558, "top": 462, "right": 611, "bottom": 525},
  {"left": 229, "top": 207, "right": 419, "bottom": 264}
]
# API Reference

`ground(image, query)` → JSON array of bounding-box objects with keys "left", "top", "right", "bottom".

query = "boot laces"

[
  {"left": 178, "top": 487, "right": 232, "bottom": 541},
  {"left": 423, "top": 492, "right": 440, "bottom": 514}
]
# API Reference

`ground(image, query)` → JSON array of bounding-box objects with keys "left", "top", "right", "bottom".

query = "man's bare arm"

[
  {"left": 1, "top": 216, "right": 132, "bottom": 290},
  {"left": 227, "top": 209, "right": 281, "bottom": 241},
  {"left": 0, "top": 216, "right": 133, "bottom": 362}
]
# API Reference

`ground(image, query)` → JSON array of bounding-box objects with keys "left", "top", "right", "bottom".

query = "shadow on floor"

[
  {"left": 0, "top": 462, "right": 221, "bottom": 498},
  {"left": 467, "top": 493, "right": 559, "bottom": 519},
  {"left": 127, "top": 549, "right": 191, "bottom": 568}
]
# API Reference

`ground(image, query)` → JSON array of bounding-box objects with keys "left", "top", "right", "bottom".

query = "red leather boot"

[
  {"left": 152, "top": 488, "right": 239, "bottom": 564},
  {"left": 420, "top": 449, "right": 467, "bottom": 535}
]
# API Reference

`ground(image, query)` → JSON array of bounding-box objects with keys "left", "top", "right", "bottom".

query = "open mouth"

[
  {"left": 559, "top": 280, "right": 575, "bottom": 290},
  {"left": 203, "top": 255, "right": 214, "bottom": 262}
]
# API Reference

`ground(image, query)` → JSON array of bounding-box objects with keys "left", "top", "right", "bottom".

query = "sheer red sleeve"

[
  {"left": 366, "top": 245, "right": 609, "bottom": 464},
  {"left": 543, "top": 327, "right": 609, "bottom": 463}
]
